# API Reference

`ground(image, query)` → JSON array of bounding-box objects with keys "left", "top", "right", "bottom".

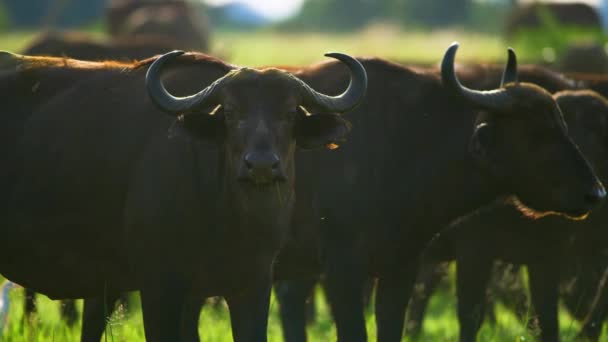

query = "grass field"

[
  {"left": 0, "top": 28, "right": 607, "bottom": 341},
  {"left": 1, "top": 267, "right": 604, "bottom": 341},
  {"left": 212, "top": 27, "right": 508, "bottom": 66},
  {"left": 2, "top": 25, "right": 605, "bottom": 66},
  {"left": 0, "top": 26, "right": 578, "bottom": 67}
]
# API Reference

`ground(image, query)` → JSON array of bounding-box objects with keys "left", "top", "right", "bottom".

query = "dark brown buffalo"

[
  {"left": 395, "top": 63, "right": 608, "bottom": 340},
  {"left": 18, "top": 33, "right": 171, "bottom": 323},
  {"left": 0, "top": 50, "right": 366, "bottom": 341},
  {"left": 21, "top": 30, "right": 178, "bottom": 323},
  {"left": 565, "top": 72, "right": 608, "bottom": 98},
  {"left": 22, "top": 31, "right": 179, "bottom": 61},
  {"left": 417, "top": 91, "right": 608, "bottom": 342},
  {"left": 107, "top": 0, "right": 209, "bottom": 51},
  {"left": 558, "top": 43, "right": 608, "bottom": 74},
  {"left": 505, "top": 2, "right": 601, "bottom": 37},
  {"left": 401, "top": 67, "right": 608, "bottom": 341},
  {"left": 272, "top": 43, "right": 605, "bottom": 342}
]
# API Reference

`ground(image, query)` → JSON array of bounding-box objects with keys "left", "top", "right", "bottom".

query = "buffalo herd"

[{"left": 3, "top": 12, "right": 608, "bottom": 342}]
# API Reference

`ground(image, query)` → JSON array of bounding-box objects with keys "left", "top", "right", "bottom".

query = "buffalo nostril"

[{"left": 244, "top": 152, "right": 279, "bottom": 170}]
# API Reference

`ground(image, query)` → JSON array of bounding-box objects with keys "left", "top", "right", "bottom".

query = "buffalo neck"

[
  {"left": 390, "top": 109, "right": 503, "bottom": 236},
  {"left": 347, "top": 98, "right": 507, "bottom": 259}
]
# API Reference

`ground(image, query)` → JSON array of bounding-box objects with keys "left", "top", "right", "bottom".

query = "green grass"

[
  {"left": 0, "top": 31, "right": 40, "bottom": 53},
  {"left": 0, "top": 27, "right": 508, "bottom": 67},
  {"left": 2, "top": 25, "right": 604, "bottom": 67},
  {"left": 1, "top": 266, "right": 606, "bottom": 341},
  {"left": 211, "top": 27, "right": 507, "bottom": 66}
]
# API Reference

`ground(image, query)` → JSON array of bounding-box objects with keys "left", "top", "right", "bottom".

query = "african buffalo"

[
  {"left": 0, "top": 50, "right": 366, "bottom": 341},
  {"left": 558, "top": 43, "right": 608, "bottom": 74},
  {"left": 20, "top": 31, "right": 177, "bottom": 322},
  {"left": 107, "top": 0, "right": 209, "bottom": 51},
  {"left": 505, "top": 2, "right": 601, "bottom": 37},
  {"left": 272, "top": 43, "right": 605, "bottom": 342},
  {"left": 418, "top": 90, "right": 608, "bottom": 342}
]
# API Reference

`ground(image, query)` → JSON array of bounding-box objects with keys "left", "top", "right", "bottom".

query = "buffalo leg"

[
  {"left": 405, "top": 262, "right": 449, "bottom": 337},
  {"left": 375, "top": 261, "right": 419, "bottom": 342},
  {"left": 61, "top": 299, "right": 78, "bottom": 326},
  {"left": 180, "top": 298, "right": 204, "bottom": 342},
  {"left": 361, "top": 278, "right": 375, "bottom": 312},
  {"left": 21, "top": 288, "right": 37, "bottom": 334},
  {"left": 580, "top": 266, "right": 608, "bottom": 341},
  {"left": 225, "top": 271, "right": 273, "bottom": 342},
  {"left": 141, "top": 275, "right": 189, "bottom": 342},
  {"left": 305, "top": 287, "right": 317, "bottom": 324},
  {"left": 276, "top": 278, "right": 317, "bottom": 342},
  {"left": 323, "top": 256, "right": 367, "bottom": 342},
  {"left": 528, "top": 260, "right": 560, "bottom": 342},
  {"left": 457, "top": 254, "right": 493, "bottom": 342},
  {"left": 489, "top": 262, "right": 528, "bottom": 323},
  {"left": 81, "top": 293, "right": 121, "bottom": 342},
  {"left": 23, "top": 288, "right": 36, "bottom": 323}
]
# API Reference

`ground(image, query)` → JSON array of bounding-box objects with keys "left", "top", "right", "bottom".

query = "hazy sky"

[
  {"left": 202, "top": 0, "right": 603, "bottom": 21},
  {"left": 203, "top": 0, "right": 306, "bottom": 20}
]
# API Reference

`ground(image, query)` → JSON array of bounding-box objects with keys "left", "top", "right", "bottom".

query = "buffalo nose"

[
  {"left": 585, "top": 183, "right": 607, "bottom": 205},
  {"left": 244, "top": 152, "right": 280, "bottom": 171}
]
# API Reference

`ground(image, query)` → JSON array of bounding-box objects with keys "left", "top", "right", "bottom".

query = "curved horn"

[
  {"left": 441, "top": 42, "right": 513, "bottom": 110},
  {"left": 146, "top": 50, "right": 231, "bottom": 115},
  {"left": 296, "top": 52, "right": 367, "bottom": 113},
  {"left": 500, "top": 47, "right": 518, "bottom": 86}
]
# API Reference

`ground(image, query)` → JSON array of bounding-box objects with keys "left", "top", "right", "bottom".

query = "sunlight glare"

[{"left": 203, "top": 0, "right": 305, "bottom": 20}]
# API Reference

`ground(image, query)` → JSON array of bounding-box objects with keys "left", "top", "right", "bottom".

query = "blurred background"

[
  {"left": 1, "top": 1, "right": 607, "bottom": 341},
  {"left": 0, "top": 0, "right": 606, "bottom": 69}
]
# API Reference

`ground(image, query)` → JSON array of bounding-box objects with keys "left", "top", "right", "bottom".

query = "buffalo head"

[
  {"left": 146, "top": 51, "right": 366, "bottom": 190},
  {"left": 442, "top": 42, "right": 605, "bottom": 219},
  {"left": 556, "top": 90, "right": 608, "bottom": 187}
]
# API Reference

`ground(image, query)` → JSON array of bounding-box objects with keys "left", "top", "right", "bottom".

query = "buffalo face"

[
  {"left": 485, "top": 86, "right": 604, "bottom": 218},
  {"left": 443, "top": 43, "right": 605, "bottom": 219},
  {"left": 145, "top": 51, "right": 366, "bottom": 194},
  {"left": 557, "top": 90, "right": 608, "bottom": 187}
]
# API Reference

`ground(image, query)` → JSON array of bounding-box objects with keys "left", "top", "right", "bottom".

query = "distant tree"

[
  {"left": 0, "top": 2, "right": 10, "bottom": 31},
  {"left": 401, "top": 0, "right": 472, "bottom": 27},
  {"left": 281, "top": 0, "right": 476, "bottom": 31},
  {"left": 281, "top": 0, "right": 385, "bottom": 31}
]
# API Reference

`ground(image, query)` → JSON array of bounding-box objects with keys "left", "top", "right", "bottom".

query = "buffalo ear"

[
  {"left": 168, "top": 107, "right": 225, "bottom": 143},
  {"left": 471, "top": 122, "right": 506, "bottom": 178},
  {"left": 295, "top": 109, "right": 352, "bottom": 150},
  {"left": 469, "top": 122, "right": 495, "bottom": 162}
]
